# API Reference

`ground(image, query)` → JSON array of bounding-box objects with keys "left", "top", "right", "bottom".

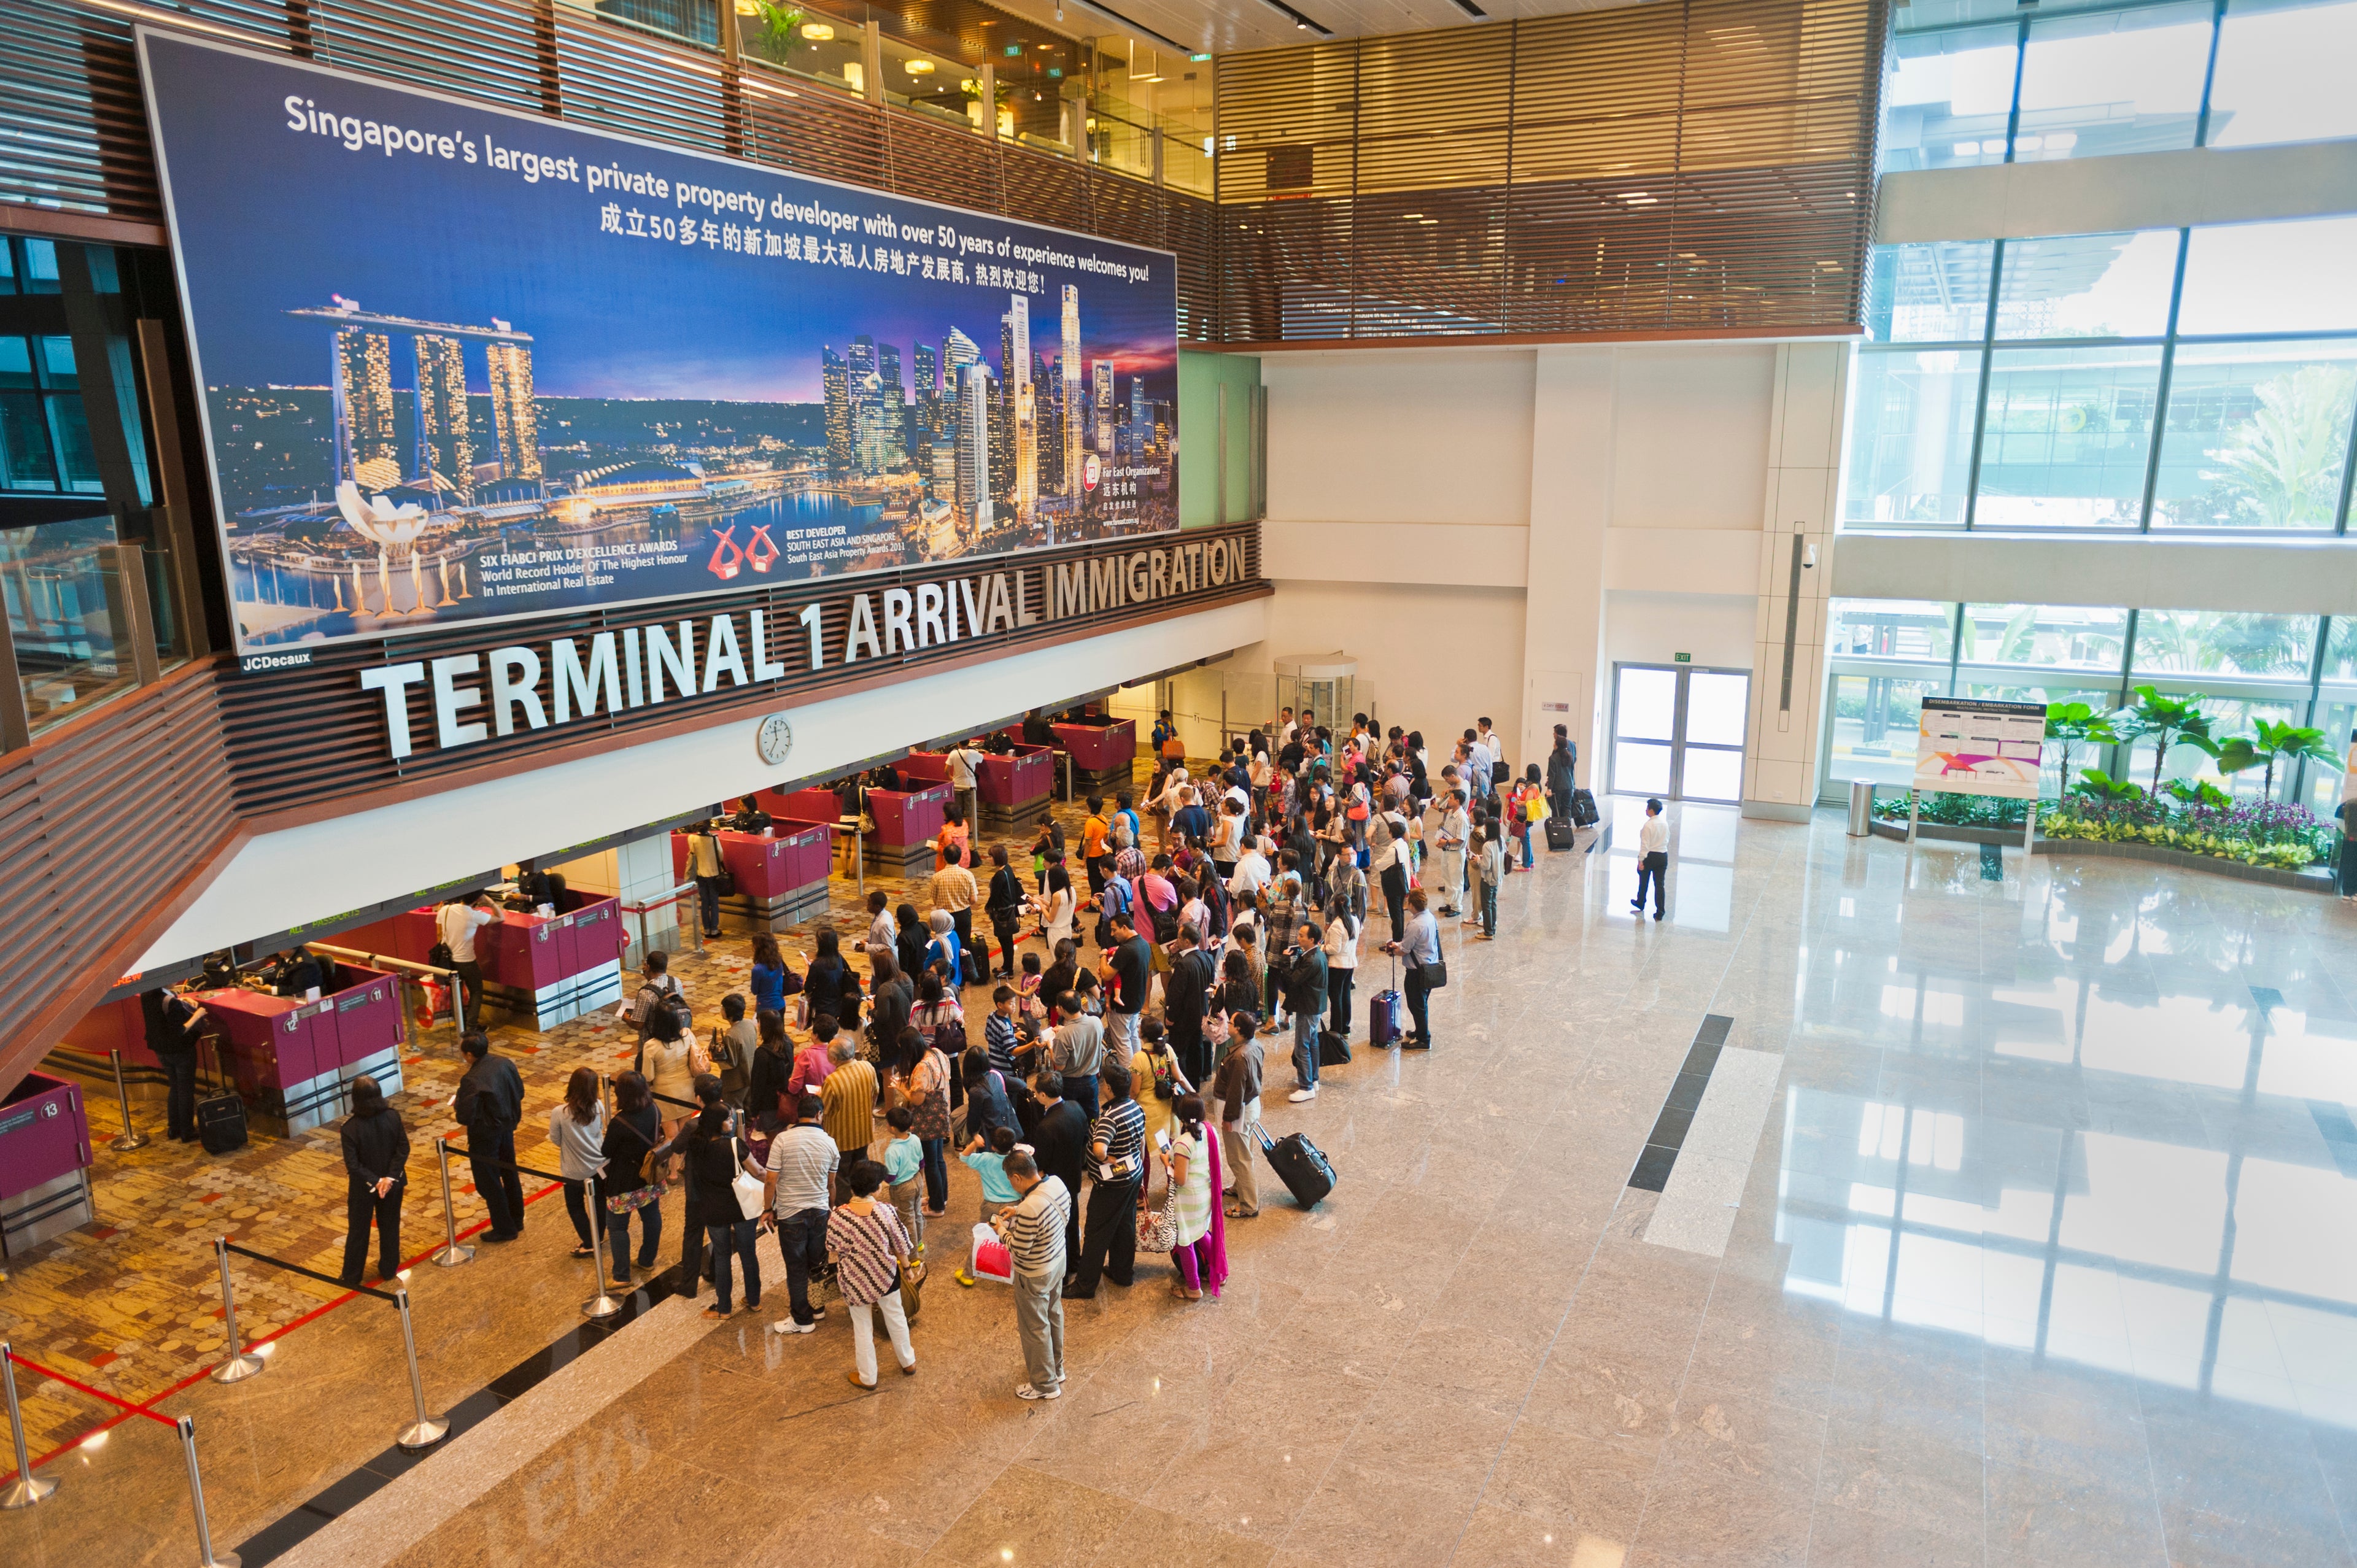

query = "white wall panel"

[
  {"left": 1833, "top": 530, "right": 2357, "bottom": 615},
  {"left": 1263, "top": 349, "right": 1537, "bottom": 527},
  {"left": 1611, "top": 347, "right": 1777, "bottom": 531},
  {"left": 1878, "top": 139, "right": 2357, "bottom": 244}
]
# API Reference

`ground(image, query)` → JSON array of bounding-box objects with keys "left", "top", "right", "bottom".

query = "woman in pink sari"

[{"left": 1163, "top": 1093, "right": 1228, "bottom": 1300}]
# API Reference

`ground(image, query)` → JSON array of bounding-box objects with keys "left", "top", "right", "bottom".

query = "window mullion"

[
  {"left": 2135, "top": 230, "right": 2194, "bottom": 534},
  {"left": 2002, "top": 16, "right": 2028, "bottom": 164},
  {"left": 1960, "top": 241, "right": 2003, "bottom": 530},
  {"left": 2194, "top": 0, "right": 2227, "bottom": 149}
]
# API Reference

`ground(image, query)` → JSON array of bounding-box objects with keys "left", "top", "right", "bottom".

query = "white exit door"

[{"left": 1609, "top": 664, "right": 1751, "bottom": 803}]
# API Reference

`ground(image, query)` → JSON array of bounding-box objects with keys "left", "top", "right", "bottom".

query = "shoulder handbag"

[
  {"left": 1418, "top": 957, "right": 1449, "bottom": 991},
  {"left": 729, "top": 1136, "right": 766, "bottom": 1220},
  {"left": 1136, "top": 1190, "right": 1178, "bottom": 1253}
]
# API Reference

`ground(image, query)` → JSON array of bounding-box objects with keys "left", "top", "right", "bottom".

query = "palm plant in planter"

[
  {"left": 2214, "top": 720, "right": 2342, "bottom": 800},
  {"left": 2044, "top": 701, "right": 2117, "bottom": 796},
  {"left": 2110, "top": 687, "right": 2218, "bottom": 794}
]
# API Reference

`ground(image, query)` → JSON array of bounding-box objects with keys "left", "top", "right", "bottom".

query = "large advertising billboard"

[{"left": 136, "top": 30, "right": 1180, "bottom": 654}]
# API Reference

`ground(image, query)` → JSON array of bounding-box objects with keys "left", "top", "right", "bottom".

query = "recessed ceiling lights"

[
  {"left": 906, "top": 58, "right": 934, "bottom": 73},
  {"left": 800, "top": 21, "right": 832, "bottom": 39}
]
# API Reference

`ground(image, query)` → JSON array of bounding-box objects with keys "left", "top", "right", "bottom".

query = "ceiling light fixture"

[
  {"left": 906, "top": 57, "right": 934, "bottom": 72},
  {"left": 800, "top": 20, "right": 832, "bottom": 39},
  {"left": 1256, "top": 0, "right": 1333, "bottom": 36},
  {"left": 1054, "top": 0, "right": 1194, "bottom": 56}
]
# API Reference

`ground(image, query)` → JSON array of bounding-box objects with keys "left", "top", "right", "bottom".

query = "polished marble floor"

[{"left": 12, "top": 795, "right": 2357, "bottom": 1567}]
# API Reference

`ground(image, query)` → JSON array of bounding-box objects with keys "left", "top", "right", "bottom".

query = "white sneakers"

[
  {"left": 1016, "top": 1382, "right": 1062, "bottom": 1400},
  {"left": 1288, "top": 1086, "right": 1318, "bottom": 1103},
  {"left": 769, "top": 1318, "right": 816, "bottom": 1335}
]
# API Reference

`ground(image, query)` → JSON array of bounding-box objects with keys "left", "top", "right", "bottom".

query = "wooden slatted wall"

[{"left": 1213, "top": 0, "right": 1886, "bottom": 344}]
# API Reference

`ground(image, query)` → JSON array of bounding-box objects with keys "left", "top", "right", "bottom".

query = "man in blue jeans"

[
  {"left": 764, "top": 1094, "right": 838, "bottom": 1334},
  {"left": 1283, "top": 922, "right": 1328, "bottom": 1103}
]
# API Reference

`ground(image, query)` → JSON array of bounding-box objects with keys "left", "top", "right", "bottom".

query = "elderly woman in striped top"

[{"left": 833, "top": 1157, "right": 918, "bottom": 1391}]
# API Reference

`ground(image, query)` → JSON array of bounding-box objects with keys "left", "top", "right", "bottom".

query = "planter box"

[
  {"left": 2033, "top": 835, "right": 2336, "bottom": 892},
  {"left": 1868, "top": 816, "right": 2335, "bottom": 892},
  {"left": 1866, "top": 817, "right": 2025, "bottom": 848}
]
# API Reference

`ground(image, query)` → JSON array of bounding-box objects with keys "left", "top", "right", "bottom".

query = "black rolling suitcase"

[
  {"left": 1256, "top": 1124, "right": 1336, "bottom": 1208},
  {"left": 1317, "top": 1029, "right": 1352, "bottom": 1066},
  {"left": 1545, "top": 816, "right": 1576, "bottom": 851},
  {"left": 196, "top": 1040, "right": 247, "bottom": 1155},
  {"left": 1569, "top": 789, "right": 1600, "bottom": 828}
]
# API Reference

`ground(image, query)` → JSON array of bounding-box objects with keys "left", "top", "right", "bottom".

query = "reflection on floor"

[{"left": 10, "top": 793, "right": 2357, "bottom": 1566}]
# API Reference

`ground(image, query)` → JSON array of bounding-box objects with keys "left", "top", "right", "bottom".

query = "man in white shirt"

[
  {"left": 946, "top": 740, "right": 986, "bottom": 836},
  {"left": 1633, "top": 797, "right": 1670, "bottom": 921},
  {"left": 1228, "top": 838, "right": 1271, "bottom": 901},
  {"left": 436, "top": 894, "right": 496, "bottom": 1029},
  {"left": 1427, "top": 789, "right": 1470, "bottom": 918}
]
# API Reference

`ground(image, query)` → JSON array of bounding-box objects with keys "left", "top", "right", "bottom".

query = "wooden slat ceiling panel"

[{"left": 1215, "top": 0, "right": 1884, "bottom": 344}]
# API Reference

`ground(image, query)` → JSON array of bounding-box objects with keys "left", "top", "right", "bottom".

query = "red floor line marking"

[{"left": 4, "top": 1175, "right": 578, "bottom": 1479}]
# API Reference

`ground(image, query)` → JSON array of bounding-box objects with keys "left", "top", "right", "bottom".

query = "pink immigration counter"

[
  {"left": 670, "top": 822, "right": 832, "bottom": 932},
  {"left": 373, "top": 890, "right": 625, "bottom": 1030},
  {"left": 0, "top": 1072, "right": 93, "bottom": 1257},
  {"left": 188, "top": 960, "right": 405, "bottom": 1138}
]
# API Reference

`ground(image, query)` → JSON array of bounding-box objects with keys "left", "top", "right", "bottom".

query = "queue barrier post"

[
  {"left": 177, "top": 1415, "right": 238, "bottom": 1568},
  {"left": 391, "top": 1290, "right": 449, "bottom": 1451},
  {"left": 583, "top": 1172, "right": 622, "bottom": 1321},
  {"left": 209, "top": 1238, "right": 264, "bottom": 1384},
  {"left": 432, "top": 1137, "right": 474, "bottom": 1269},
  {"left": 0, "top": 1343, "right": 56, "bottom": 1509},
  {"left": 107, "top": 1049, "right": 149, "bottom": 1153}
]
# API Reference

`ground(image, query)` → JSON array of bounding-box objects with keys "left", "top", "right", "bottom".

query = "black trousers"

[
  {"left": 951, "top": 908, "right": 974, "bottom": 971},
  {"left": 1326, "top": 968, "right": 1355, "bottom": 1037},
  {"left": 453, "top": 959, "right": 485, "bottom": 1030},
  {"left": 1634, "top": 851, "right": 1668, "bottom": 916},
  {"left": 1070, "top": 1178, "right": 1138, "bottom": 1294},
  {"left": 1381, "top": 864, "right": 1407, "bottom": 940},
  {"left": 466, "top": 1125, "right": 524, "bottom": 1235},
  {"left": 158, "top": 1051, "right": 198, "bottom": 1140},
  {"left": 992, "top": 918, "right": 1021, "bottom": 977},
  {"left": 343, "top": 1179, "right": 403, "bottom": 1282},
  {"left": 679, "top": 1187, "right": 707, "bottom": 1286},
  {"left": 1404, "top": 970, "right": 1432, "bottom": 1045}
]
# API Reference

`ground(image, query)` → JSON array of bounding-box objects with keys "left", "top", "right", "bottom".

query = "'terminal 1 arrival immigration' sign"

[
  {"left": 137, "top": 29, "right": 1179, "bottom": 655},
  {"left": 359, "top": 534, "right": 1250, "bottom": 760}
]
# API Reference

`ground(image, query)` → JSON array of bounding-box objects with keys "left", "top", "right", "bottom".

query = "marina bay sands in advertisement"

[{"left": 136, "top": 29, "right": 1180, "bottom": 654}]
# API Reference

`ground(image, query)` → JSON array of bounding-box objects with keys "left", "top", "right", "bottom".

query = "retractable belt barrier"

[
  {"left": 209, "top": 1237, "right": 449, "bottom": 1451},
  {"left": 438, "top": 1140, "right": 623, "bottom": 1319},
  {"left": 3, "top": 1343, "right": 235, "bottom": 1566}
]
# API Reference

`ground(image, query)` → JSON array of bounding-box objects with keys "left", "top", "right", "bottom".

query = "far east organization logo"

[{"left": 1082, "top": 454, "right": 1101, "bottom": 492}]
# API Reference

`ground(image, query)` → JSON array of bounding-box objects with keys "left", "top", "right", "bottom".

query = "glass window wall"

[
  {"left": 2206, "top": 0, "right": 2357, "bottom": 149},
  {"left": 2011, "top": 4, "right": 2213, "bottom": 162},
  {"left": 1824, "top": 598, "right": 2357, "bottom": 807},
  {"left": 1843, "top": 215, "right": 2357, "bottom": 534},
  {"left": 1888, "top": 0, "right": 2357, "bottom": 172}
]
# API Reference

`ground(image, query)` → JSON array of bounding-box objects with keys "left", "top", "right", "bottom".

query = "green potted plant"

[
  {"left": 2214, "top": 719, "right": 2342, "bottom": 801},
  {"left": 2110, "top": 687, "right": 2218, "bottom": 794},
  {"left": 2044, "top": 701, "right": 2116, "bottom": 797}
]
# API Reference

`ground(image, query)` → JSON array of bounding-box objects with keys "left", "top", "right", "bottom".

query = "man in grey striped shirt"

[{"left": 993, "top": 1149, "right": 1071, "bottom": 1400}]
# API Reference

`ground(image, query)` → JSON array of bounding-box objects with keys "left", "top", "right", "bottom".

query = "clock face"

[{"left": 756, "top": 714, "right": 794, "bottom": 767}]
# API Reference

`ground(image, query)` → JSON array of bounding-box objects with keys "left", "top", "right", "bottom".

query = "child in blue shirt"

[
  {"left": 954, "top": 1126, "right": 1020, "bottom": 1286},
  {"left": 881, "top": 1105, "right": 923, "bottom": 1251}
]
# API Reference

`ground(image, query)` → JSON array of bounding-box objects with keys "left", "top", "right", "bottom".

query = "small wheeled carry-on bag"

[
  {"left": 1368, "top": 989, "right": 1402, "bottom": 1046},
  {"left": 196, "top": 1040, "right": 247, "bottom": 1155},
  {"left": 1569, "top": 789, "right": 1600, "bottom": 828},
  {"left": 1317, "top": 1029, "right": 1353, "bottom": 1067},
  {"left": 1256, "top": 1123, "right": 1336, "bottom": 1208},
  {"left": 1545, "top": 814, "right": 1577, "bottom": 851}
]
